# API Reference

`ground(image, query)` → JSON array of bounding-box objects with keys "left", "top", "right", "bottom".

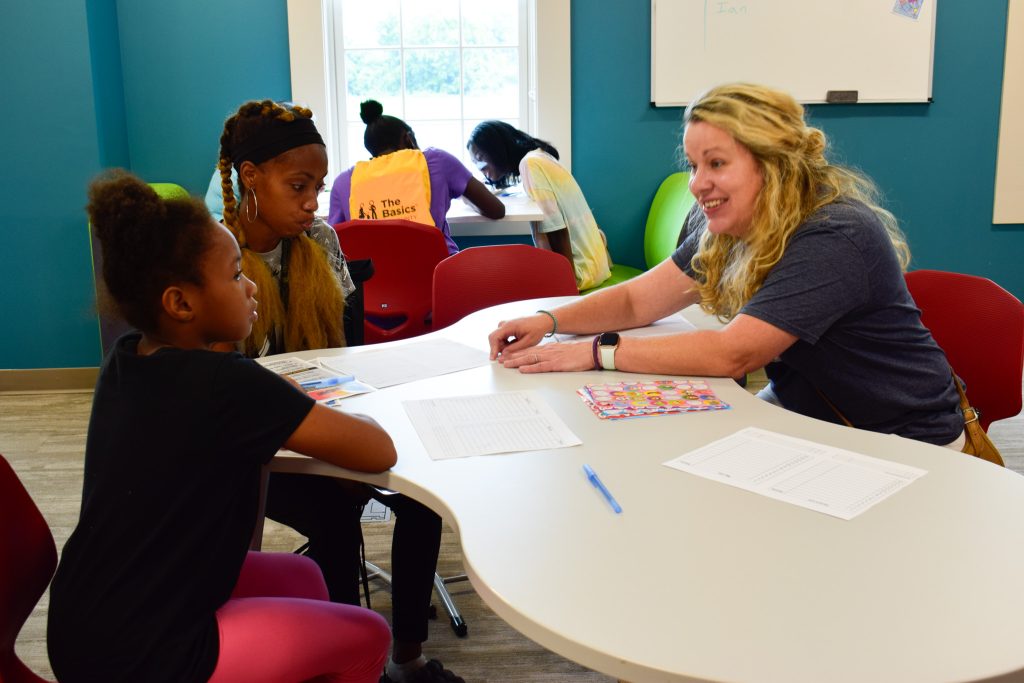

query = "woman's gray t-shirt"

[{"left": 672, "top": 200, "right": 961, "bottom": 445}]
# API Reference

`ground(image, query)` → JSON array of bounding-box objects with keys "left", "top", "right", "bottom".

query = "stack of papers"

[
  {"left": 257, "top": 356, "right": 373, "bottom": 404},
  {"left": 319, "top": 339, "right": 489, "bottom": 389},
  {"left": 578, "top": 379, "right": 729, "bottom": 420}
]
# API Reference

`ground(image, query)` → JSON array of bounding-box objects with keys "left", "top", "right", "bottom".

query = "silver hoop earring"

[{"left": 246, "top": 187, "right": 259, "bottom": 222}]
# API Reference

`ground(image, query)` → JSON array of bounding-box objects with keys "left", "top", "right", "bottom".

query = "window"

[
  {"left": 332, "top": 0, "right": 525, "bottom": 172},
  {"left": 287, "top": 0, "right": 571, "bottom": 183}
]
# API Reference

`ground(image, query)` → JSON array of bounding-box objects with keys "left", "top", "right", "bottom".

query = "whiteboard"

[{"left": 651, "top": 0, "right": 937, "bottom": 106}]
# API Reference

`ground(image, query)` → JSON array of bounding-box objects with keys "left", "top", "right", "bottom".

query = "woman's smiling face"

[{"left": 684, "top": 121, "right": 764, "bottom": 239}]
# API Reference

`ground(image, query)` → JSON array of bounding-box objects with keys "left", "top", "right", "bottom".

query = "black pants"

[{"left": 264, "top": 472, "right": 442, "bottom": 644}]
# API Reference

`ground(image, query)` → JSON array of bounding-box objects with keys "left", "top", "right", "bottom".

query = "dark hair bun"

[
  {"left": 88, "top": 170, "right": 165, "bottom": 252},
  {"left": 86, "top": 169, "right": 214, "bottom": 333},
  {"left": 359, "top": 99, "right": 384, "bottom": 125}
]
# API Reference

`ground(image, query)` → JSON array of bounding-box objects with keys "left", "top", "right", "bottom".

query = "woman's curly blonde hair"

[
  {"left": 683, "top": 83, "right": 910, "bottom": 320},
  {"left": 218, "top": 100, "right": 345, "bottom": 356}
]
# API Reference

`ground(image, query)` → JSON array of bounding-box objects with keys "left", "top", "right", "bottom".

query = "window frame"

[{"left": 286, "top": 0, "right": 572, "bottom": 180}]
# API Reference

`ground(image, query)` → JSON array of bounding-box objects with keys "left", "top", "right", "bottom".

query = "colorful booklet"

[
  {"left": 578, "top": 379, "right": 729, "bottom": 420},
  {"left": 256, "top": 356, "right": 374, "bottom": 405}
]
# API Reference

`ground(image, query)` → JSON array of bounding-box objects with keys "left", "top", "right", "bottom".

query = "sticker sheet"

[{"left": 578, "top": 379, "right": 729, "bottom": 420}]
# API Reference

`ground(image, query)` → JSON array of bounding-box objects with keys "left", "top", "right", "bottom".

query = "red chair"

[
  {"left": 334, "top": 219, "right": 450, "bottom": 345},
  {"left": 905, "top": 269, "right": 1024, "bottom": 431},
  {"left": 432, "top": 245, "right": 579, "bottom": 330},
  {"left": 0, "top": 454, "right": 57, "bottom": 683}
]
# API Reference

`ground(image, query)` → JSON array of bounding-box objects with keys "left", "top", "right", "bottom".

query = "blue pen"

[
  {"left": 583, "top": 464, "right": 622, "bottom": 514},
  {"left": 300, "top": 375, "right": 354, "bottom": 389}
]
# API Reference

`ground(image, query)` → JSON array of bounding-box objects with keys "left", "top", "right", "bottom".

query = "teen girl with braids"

[
  {"left": 488, "top": 83, "right": 964, "bottom": 449},
  {"left": 47, "top": 169, "right": 396, "bottom": 682},
  {"left": 218, "top": 99, "right": 352, "bottom": 357},
  {"left": 218, "top": 100, "right": 465, "bottom": 683}
]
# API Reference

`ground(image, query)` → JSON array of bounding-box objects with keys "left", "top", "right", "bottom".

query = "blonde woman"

[{"left": 489, "top": 83, "right": 965, "bottom": 448}]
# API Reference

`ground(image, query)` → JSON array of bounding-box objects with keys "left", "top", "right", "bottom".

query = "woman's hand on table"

[
  {"left": 496, "top": 339, "right": 595, "bottom": 374},
  {"left": 488, "top": 314, "right": 552, "bottom": 359}
]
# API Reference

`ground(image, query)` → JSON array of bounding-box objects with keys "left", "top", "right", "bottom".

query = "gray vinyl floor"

[{"left": 3, "top": 372, "right": 1022, "bottom": 682}]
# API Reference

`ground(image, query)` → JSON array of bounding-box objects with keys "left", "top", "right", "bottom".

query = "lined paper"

[
  {"left": 663, "top": 427, "right": 926, "bottom": 520},
  {"left": 319, "top": 339, "right": 488, "bottom": 389},
  {"left": 403, "top": 391, "right": 582, "bottom": 460}
]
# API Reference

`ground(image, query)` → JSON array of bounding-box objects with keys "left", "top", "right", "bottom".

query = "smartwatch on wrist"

[{"left": 597, "top": 332, "right": 620, "bottom": 371}]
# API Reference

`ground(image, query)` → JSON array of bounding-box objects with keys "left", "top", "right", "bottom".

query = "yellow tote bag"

[{"left": 349, "top": 149, "right": 434, "bottom": 226}]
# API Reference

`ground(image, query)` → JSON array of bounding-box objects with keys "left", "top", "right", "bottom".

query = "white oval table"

[{"left": 269, "top": 297, "right": 1024, "bottom": 683}]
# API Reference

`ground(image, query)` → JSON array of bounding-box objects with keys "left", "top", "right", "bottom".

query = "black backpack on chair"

[{"left": 342, "top": 258, "right": 374, "bottom": 347}]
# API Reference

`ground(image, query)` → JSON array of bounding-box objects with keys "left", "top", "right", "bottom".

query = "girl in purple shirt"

[{"left": 328, "top": 100, "right": 504, "bottom": 254}]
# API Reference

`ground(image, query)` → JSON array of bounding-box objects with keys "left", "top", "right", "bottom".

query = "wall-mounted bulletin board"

[
  {"left": 651, "top": 0, "right": 937, "bottom": 106},
  {"left": 994, "top": 0, "right": 1023, "bottom": 224}
]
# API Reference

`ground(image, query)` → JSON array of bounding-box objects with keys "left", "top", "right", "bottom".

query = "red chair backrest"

[
  {"left": 334, "top": 219, "right": 450, "bottom": 345},
  {"left": 905, "top": 269, "right": 1024, "bottom": 431},
  {"left": 432, "top": 245, "right": 579, "bottom": 330},
  {"left": 0, "top": 454, "right": 57, "bottom": 682}
]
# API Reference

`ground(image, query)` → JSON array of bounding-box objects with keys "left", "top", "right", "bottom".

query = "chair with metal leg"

[
  {"left": 293, "top": 512, "right": 470, "bottom": 637},
  {"left": 362, "top": 557, "right": 469, "bottom": 637}
]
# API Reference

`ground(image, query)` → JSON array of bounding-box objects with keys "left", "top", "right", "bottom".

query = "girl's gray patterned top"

[{"left": 254, "top": 217, "right": 355, "bottom": 296}]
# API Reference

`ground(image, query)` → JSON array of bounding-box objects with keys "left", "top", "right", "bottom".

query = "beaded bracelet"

[
  {"left": 591, "top": 334, "right": 602, "bottom": 370},
  {"left": 536, "top": 309, "right": 558, "bottom": 338}
]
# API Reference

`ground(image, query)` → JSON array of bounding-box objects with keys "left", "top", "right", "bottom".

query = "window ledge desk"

[
  {"left": 316, "top": 191, "right": 541, "bottom": 237},
  {"left": 445, "top": 191, "right": 542, "bottom": 237},
  {"left": 268, "top": 297, "right": 1024, "bottom": 683}
]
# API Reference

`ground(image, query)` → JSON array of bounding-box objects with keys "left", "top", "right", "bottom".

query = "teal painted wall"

[
  {"left": 2, "top": 1, "right": 106, "bottom": 369},
  {"left": 1, "top": 0, "right": 291, "bottom": 369},
  {"left": 114, "top": 1, "right": 292, "bottom": 192},
  {"left": 87, "top": 0, "right": 130, "bottom": 170},
  {"left": 2, "top": 1, "right": 1021, "bottom": 369}
]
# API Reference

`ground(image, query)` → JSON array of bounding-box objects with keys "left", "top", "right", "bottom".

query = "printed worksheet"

[
  {"left": 257, "top": 356, "right": 335, "bottom": 384},
  {"left": 403, "top": 390, "right": 582, "bottom": 460},
  {"left": 663, "top": 427, "right": 927, "bottom": 520},
  {"left": 359, "top": 498, "right": 392, "bottom": 523},
  {"left": 319, "top": 339, "right": 489, "bottom": 389}
]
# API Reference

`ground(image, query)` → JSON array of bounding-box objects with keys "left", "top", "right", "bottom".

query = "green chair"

[
  {"left": 149, "top": 182, "right": 190, "bottom": 201},
  {"left": 584, "top": 259, "right": 644, "bottom": 293},
  {"left": 643, "top": 171, "right": 696, "bottom": 268},
  {"left": 582, "top": 172, "right": 696, "bottom": 293}
]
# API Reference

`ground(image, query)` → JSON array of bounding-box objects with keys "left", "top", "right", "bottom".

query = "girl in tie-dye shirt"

[{"left": 468, "top": 121, "right": 612, "bottom": 290}]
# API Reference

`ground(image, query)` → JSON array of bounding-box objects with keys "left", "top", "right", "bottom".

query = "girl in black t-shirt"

[{"left": 47, "top": 170, "right": 397, "bottom": 683}]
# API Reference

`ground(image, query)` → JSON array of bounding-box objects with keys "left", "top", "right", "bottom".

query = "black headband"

[{"left": 231, "top": 116, "right": 325, "bottom": 167}]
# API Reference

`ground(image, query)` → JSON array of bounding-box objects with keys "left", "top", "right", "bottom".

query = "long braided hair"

[
  {"left": 683, "top": 83, "right": 910, "bottom": 320},
  {"left": 218, "top": 100, "right": 345, "bottom": 356}
]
